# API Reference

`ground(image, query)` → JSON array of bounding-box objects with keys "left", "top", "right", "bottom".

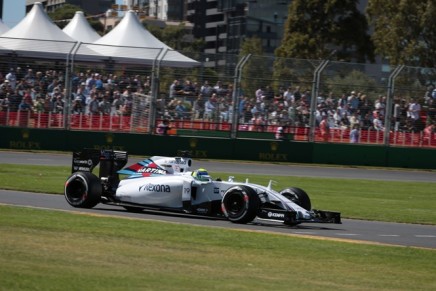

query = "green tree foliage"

[
  {"left": 239, "top": 37, "right": 269, "bottom": 97},
  {"left": 142, "top": 21, "right": 205, "bottom": 93},
  {"left": 143, "top": 21, "right": 204, "bottom": 56},
  {"left": 48, "top": 4, "right": 104, "bottom": 34},
  {"left": 276, "top": 0, "right": 374, "bottom": 63},
  {"left": 367, "top": 0, "right": 436, "bottom": 67},
  {"left": 325, "top": 69, "right": 383, "bottom": 99},
  {"left": 48, "top": 4, "right": 82, "bottom": 29}
]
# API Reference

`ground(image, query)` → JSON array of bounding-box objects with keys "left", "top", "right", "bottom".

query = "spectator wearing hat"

[
  {"left": 72, "top": 96, "right": 84, "bottom": 114},
  {"left": 0, "top": 79, "right": 10, "bottom": 93},
  {"left": 5, "top": 68, "right": 17, "bottom": 90}
]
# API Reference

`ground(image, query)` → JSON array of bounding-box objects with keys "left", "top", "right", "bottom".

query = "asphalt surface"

[
  {"left": 1, "top": 150, "right": 435, "bottom": 249},
  {"left": 2, "top": 151, "right": 436, "bottom": 182}
]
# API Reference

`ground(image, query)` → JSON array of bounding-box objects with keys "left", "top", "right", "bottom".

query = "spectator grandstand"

[{"left": 0, "top": 62, "right": 435, "bottom": 148}]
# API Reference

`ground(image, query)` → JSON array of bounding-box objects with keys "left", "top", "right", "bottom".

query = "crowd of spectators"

[
  {"left": 0, "top": 66, "right": 151, "bottom": 119},
  {"left": 165, "top": 80, "right": 436, "bottom": 136},
  {"left": 0, "top": 66, "right": 435, "bottom": 140}
]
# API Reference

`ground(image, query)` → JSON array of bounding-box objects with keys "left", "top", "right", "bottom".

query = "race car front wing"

[{"left": 257, "top": 208, "right": 341, "bottom": 225}]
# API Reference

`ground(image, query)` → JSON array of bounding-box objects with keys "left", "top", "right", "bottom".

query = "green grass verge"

[
  {"left": 1, "top": 205, "right": 435, "bottom": 290},
  {"left": 1, "top": 164, "right": 435, "bottom": 225}
]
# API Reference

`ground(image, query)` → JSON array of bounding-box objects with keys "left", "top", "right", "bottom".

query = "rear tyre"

[
  {"left": 221, "top": 185, "right": 260, "bottom": 224},
  {"left": 64, "top": 172, "right": 102, "bottom": 208},
  {"left": 279, "top": 187, "right": 311, "bottom": 210}
]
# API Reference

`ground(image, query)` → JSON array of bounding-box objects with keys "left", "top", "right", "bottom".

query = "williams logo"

[
  {"left": 139, "top": 184, "right": 171, "bottom": 192},
  {"left": 138, "top": 167, "right": 167, "bottom": 175}
]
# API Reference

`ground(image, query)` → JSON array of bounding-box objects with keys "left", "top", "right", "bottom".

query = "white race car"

[{"left": 64, "top": 149, "right": 341, "bottom": 226}]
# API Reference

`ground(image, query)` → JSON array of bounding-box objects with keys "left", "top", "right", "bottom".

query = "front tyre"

[
  {"left": 65, "top": 172, "right": 102, "bottom": 208},
  {"left": 279, "top": 187, "right": 311, "bottom": 210},
  {"left": 221, "top": 185, "right": 260, "bottom": 224}
]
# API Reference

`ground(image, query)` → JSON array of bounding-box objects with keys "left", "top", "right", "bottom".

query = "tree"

[
  {"left": 48, "top": 4, "right": 82, "bottom": 29},
  {"left": 367, "top": 0, "right": 436, "bottom": 67},
  {"left": 275, "top": 0, "right": 374, "bottom": 63},
  {"left": 239, "top": 37, "right": 269, "bottom": 96},
  {"left": 143, "top": 21, "right": 204, "bottom": 55},
  {"left": 142, "top": 21, "right": 205, "bottom": 93},
  {"left": 48, "top": 4, "right": 104, "bottom": 34}
]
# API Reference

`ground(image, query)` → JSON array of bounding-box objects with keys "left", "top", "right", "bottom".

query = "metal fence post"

[
  {"left": 148, "top": 48, "right": 165, "bottom": 134},
  {"left": 64, "top": 41, "right": 81, "bottom": 130},
  {"left": 309, "top": 59, "right": 330, "bottom": 142},
  {"left": 384, "top": 65, "right": 405, "bottom": 145},
  {"left": 231, "top": 54, "right": 251, "bottom": 139}
]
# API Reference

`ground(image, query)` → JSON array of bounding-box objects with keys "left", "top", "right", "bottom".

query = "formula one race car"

[{"left": 64, "top": 149, "right": 341, "bottom": 226}]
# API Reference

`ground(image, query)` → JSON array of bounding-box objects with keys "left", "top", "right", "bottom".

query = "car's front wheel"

[
  {"left": 221, "top": 185, "right": 260, "bottom": 224},
  {"left": 279, "top": 187, "right": 311, "bottom": 210},
  {"left": 65, "top": 172, "right": 102, "bottom": 208}
]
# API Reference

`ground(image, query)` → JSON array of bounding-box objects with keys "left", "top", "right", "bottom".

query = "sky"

[
  {"left": 2, "top": 0, "right": 25, "bottom": 28},
  {"left": 2, "top": 0, "right": 125, "bottom": 28}
]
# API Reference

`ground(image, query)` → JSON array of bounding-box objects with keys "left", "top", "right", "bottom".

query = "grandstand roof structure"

[
  {"left": 0, "top": 2, "right": 199, "bottom": 67},
  {"left": 89, "top": 10, "right": 199, "bottom": 67},
  {"left": 63, "top": 11, "right": 101, "bottom": 43},
  {"left": 0, "top": 2, "right": 81, "bottom": 60},
  {"left": 0, "top": 19, "right": 10, "bottom": 35}
]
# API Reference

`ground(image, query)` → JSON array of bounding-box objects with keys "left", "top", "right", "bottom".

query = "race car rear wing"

[{"left": 71, "top": 148, "right": 128, "bottom": 180}]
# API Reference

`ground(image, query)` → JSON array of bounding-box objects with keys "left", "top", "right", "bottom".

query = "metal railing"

[{"left": 0, "top": 38, "right": 435, "bottom": 149}]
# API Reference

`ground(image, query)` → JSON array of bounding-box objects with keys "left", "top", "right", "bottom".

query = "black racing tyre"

[
  {"left": 279, "top": 187, "right": 311, "bottom": 210},
  {"left": 64, "top": 172, "right": 102, "bottom": 208},
  {"left": 221, "top": 185, "right": 260, "bottom": 224}
]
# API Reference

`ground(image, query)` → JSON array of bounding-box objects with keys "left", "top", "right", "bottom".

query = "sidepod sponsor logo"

[
  {"left": 267, "top": 212, "right": 285, "bottom": 219},
  {"left": 138, "top": 183, "right": 171, "bottom": 192}
]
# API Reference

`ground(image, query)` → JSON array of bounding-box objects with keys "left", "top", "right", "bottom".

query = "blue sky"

[
  {"left": 2, "top": 0, "right": 124, "bottom": 28},
  {"left": 2, "top": 0, "right": 25, "bottom": 28}
]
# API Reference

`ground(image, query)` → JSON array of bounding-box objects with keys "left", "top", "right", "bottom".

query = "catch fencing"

[{"left": 0, "top": 40, "right": 435, "bottom": 148}]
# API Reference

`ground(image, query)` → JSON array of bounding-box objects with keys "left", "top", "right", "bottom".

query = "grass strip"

[{"left": 1, "top": 205, "right": 435, "bottom": 291}]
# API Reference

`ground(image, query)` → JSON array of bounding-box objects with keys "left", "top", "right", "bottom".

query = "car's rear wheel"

[
  {"left": 65, "top": 172, "right": 102, "bottom": 208},
  {"left": 279, "top": 187, "right": 311, "bottom": 210},
  {"left": 221, "top": 185, "right": 260, "bottom": 224}
]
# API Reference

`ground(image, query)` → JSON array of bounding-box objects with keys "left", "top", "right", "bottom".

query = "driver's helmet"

[{"left": 192, "top": 168, "right": 211, "bottom": 182}]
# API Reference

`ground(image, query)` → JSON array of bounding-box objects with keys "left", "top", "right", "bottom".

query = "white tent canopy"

[
  {"left": 88, "top": 10, "right": 199, "bottom": 67},
  {"left": 63, "top": 11, "right": 101, "bottom": 43},
  {"left": 0, "top": 2, "right": 77, "bottom": 58},
  {"left": 0, "top": 3, "right": 199, "bottom": 67}
]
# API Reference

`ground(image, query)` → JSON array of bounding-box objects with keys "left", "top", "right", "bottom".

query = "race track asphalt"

[{"left": 1, "top": 150, "right": 435, "bottom": 249}]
